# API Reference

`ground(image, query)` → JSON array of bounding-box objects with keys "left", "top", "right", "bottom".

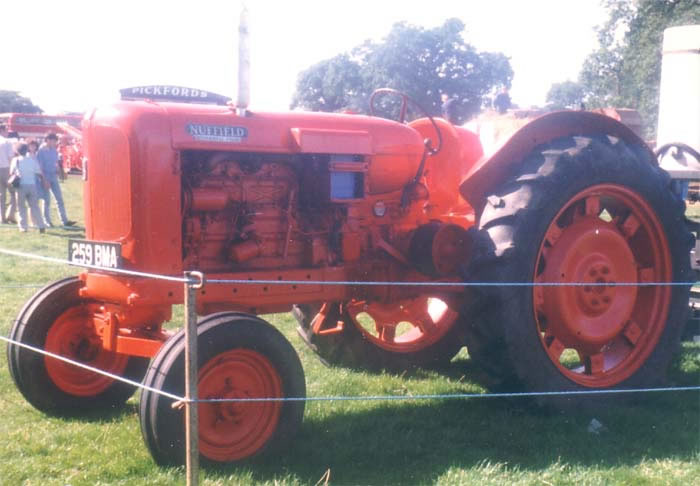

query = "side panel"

[
  {"left": 84, "top": 125, "right": 132, "bottom": 240},
  {"left": 84, "top": 104, "right": 182, "bottom": 274},
  {"left": 459, "top": 111, "right": 655, "bottom": 209},
  {"left": 128, "top": 113, "right": 182, "bottom": 274}
]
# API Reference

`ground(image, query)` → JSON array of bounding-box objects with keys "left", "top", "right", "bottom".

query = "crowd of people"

[{"left": 0, "top": 123, "right": 75, "bottom": 233}]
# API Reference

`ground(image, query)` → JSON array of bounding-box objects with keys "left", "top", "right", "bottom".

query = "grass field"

[{"left": 0, "top": 177, "right": 698, "bottom": 485}]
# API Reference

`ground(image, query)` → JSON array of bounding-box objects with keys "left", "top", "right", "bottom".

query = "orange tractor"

[{"left": 6, "top": 82, "right": 691, "bottom": 465}]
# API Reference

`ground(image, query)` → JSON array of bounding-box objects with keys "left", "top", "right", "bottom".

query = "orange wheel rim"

[
  {"left": 197, "top": 349, "right": 282, "bottom": 462},
  {"left": 534, "top": 184, "right": 671, "bottom": 387},
  {"left": 345, "top": 297, "right": 457, "bottom": 353},
  {"left": 45, "top": 305, "right": 129, "bottom": 396}
]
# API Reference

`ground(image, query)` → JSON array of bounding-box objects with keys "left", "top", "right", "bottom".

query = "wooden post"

[{"left": 184, "top": 271, "right": 204, "bottom": 486}]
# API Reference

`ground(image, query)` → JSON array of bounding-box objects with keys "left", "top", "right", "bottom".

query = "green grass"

[{"left": 0, "top": 177, "right": 698, "bottom": 485}]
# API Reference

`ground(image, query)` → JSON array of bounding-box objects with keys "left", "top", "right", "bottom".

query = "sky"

[{"left": 2, "top": 0, "right": 607, "bottom": 114}]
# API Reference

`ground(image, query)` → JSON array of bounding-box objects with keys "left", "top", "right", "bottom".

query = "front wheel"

[
  {"left": 465, "top": 136, "right": 692, "bottom": 405},
  {"left": 139, "top": 313, "right": 306, "bottom": 465},
  {"left": 6, "top": 277, "right": 149, "bottom": 413}
]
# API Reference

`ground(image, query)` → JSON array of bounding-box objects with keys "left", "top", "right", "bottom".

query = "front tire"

[
  {"left": 7, "top": 277, "right": 149, "bottom": 413},
  {"left": 139, "top": 313, "right": 306, "bottom": 465},
  {"left": 464, "top": 136, "right": 691, "bottom": 405}
]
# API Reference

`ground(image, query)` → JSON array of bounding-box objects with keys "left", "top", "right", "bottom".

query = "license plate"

[{"left": 68, "top": 239, "right": 122, "bottom": 269}]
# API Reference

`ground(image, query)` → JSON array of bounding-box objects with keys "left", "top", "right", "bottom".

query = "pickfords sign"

[{"left": 120, "top": 86, "right": 231, "bottom": 105}]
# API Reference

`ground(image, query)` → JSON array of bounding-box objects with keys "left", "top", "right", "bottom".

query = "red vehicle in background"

[
  {"left": 0, "top": 113, "right": 85, "bottom": 173},
  {"left": 0, "top": 113, "right": 82, "bottom": 139},
  {"left": 55, "top": 122, "right": 86, "bottom": 173},
  {"left": 57, "top": 136, "right": 84, "bottom": 174}
]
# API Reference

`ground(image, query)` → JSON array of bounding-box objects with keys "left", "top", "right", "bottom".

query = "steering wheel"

[{"left": 368, "top": 88, "right": 443, "bottom": 155}]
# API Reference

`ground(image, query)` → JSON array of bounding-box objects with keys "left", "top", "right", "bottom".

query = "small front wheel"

[
  {"left": 139, "top": 312, "right": 306, "bottom": 465},
  {"left": 7, "top": 277, "right": 149, "bottom": 413}
]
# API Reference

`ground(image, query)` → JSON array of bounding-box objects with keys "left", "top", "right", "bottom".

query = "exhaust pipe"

[{"left": 237, "top": 5, "right": 250, "bottom": 116}]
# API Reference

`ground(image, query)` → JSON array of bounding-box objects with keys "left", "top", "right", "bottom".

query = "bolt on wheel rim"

[{"left": 533, "top": 184, "right": 671, "bottom": 387}]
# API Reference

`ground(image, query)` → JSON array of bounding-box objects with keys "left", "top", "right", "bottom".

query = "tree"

[
  {"left": 0, "top": 90, "right": 42, "bottom": 114},
  {"left": 577, "top": 0, "right": 700, "bottom": 136},
  {"left": 291, "top": 54, "right": 365, "bottom": 113},
  {"left": 546, "top": 81, "right": 586, "bottom": 110},
  {"left": 291, "top": 19, "right": 513, "bottom": 124}
]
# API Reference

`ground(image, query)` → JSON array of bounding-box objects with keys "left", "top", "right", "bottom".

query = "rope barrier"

[
  {"left": 0, "top": 334, "right": 182, "bottom": 402},
  {"left": 1, "top": 245, "right": 697, "bottom": 288},
  {"left": 1, "top": 332, "right": 698, "bottom": 405},
  {"left": 192, "top": 386, "right": 700, "bottom": 403},
  {"left": 0, "top": 248, "right": 189, "bottom": 284},
  {"left": 207, "top": 278, "right": 699, "bottom": 287}
]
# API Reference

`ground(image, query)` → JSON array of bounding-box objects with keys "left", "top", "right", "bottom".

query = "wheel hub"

[
  {"left": 197, "top": 350, "right": 282, "bottom": 462},
  {"left": 541, "top": 219, "right": 638, "bottom": 353},
  {"left": 211, "top": 386, "right": 246, "bottom": 423},
  {"left": 45, "top": 305, "right": 129, "bottom": 396},
  {"left": 73, "top": 336, "right": 101, "bottom": 362},
  {"left": 576, "top": 257, "right": 617, "bottom": 316}
]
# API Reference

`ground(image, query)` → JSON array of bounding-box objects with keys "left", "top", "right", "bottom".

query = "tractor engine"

[
  {"left": 182, "top": 152, "right": 309, "bottom": 271},
  {"left": 180, "top": 147, "right": 384, "bottom": 276}
]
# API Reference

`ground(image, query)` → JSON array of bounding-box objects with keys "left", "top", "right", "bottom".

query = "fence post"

[{"left": 184, "top": 271, "right": 204, "bottom": 486}]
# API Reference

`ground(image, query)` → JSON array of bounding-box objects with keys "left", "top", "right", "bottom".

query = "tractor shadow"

[
  {"left": 44, "top": 401, "right": 139, "bottom": 423},
  {"left": 208, "top": 346, "right": 700, "bottom": 485},
  {"left": 43, "top": 226, "right": 85, "bottom": 238}
]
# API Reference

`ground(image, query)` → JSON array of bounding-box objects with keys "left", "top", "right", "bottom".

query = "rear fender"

[{"left": 458, "top": 111, "right": 655, "bottom": 210}]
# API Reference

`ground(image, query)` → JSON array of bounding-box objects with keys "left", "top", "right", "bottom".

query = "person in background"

[
  {"left": 0, "top": 123, "right": 15, "bottom": 224},
  {"left": 28, "top": 139, "right": 39, "bottom": 157},
  {"left": 441, "top": 94, "right": 459, "bottom": 125},
  {"left": 27, "top": 140, "right": 43, "bottom": 228},
  {"left": 37, "top": 132, "right": 74, "bottom": 227},
  {"left": 9, "top": 142, "right": 46, "bottom": 233},
  {"left": 3, "top": 131, "right": 20, "bottom": 223},
  {"left": 493, "top": 87, "right": 511, "bottom": 114}
]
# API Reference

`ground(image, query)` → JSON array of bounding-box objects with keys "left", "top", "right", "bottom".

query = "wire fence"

[{"left": 2, "top": 332, "right": 698, "bottom": 406}]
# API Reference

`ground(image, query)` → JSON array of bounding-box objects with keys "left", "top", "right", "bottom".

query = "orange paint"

[{"left": 77, "top": 98, "right": 486, "bottom": 359}]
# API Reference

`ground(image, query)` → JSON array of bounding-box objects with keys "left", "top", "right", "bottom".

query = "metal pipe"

[
  {"left": 184, "top": 271, "right": 204, "bottom": 486},
  {"left": 237, "top": 5, "right": 250, "bottom": 116}
]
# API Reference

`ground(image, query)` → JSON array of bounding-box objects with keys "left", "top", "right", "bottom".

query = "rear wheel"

[
  {"left": 139, "top": 313, "right": 305, "bottom": 465},
  {"left": 6, "top": 277, "right": 149, "bottom": 413},
  {"left": 464, "top": 136, "right": 691, "bottom": 405},
  {"left": 294, "top": 295, "right": 465, "bottom": 370}
]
